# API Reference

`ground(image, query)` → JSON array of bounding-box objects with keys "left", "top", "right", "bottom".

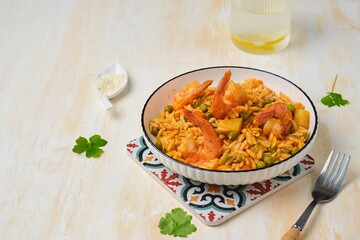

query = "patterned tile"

[{"left": 126, "top": 136, "right": 315, "bottom": 226}]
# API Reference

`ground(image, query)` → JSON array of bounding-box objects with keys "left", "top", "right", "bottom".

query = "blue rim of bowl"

[{"left": 141, "top": 66, "right": 318, "bottom": 173}]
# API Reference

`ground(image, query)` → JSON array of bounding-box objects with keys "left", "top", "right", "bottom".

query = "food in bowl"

[{"left": 148, "top": 70, "right": 311, "bottom": 171}]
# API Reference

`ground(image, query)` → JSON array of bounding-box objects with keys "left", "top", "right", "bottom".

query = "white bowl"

[
  {"left": 95, "top": 62, "right": 128, "bottom": 99},
  {"left": 141, "top": 66, "right": 318, "bottom": 185}
]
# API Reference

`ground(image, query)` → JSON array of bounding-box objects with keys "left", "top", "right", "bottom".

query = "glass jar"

[{"left": 230, "top": 0, "right": 291, "bottom": 54}]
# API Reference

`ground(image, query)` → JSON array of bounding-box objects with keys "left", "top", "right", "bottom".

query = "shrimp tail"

[
  {"left": 173, "top": 80, "right": 213, "bottom": 110},
  {"left": 253, "top": 103, "right": 292, "bottom": 126},
  {"left": 211, "top": 70, "right": 232, "bottom": 119},
  {"left": 253, "top": 110, "right": 274, "bottom": 126}
]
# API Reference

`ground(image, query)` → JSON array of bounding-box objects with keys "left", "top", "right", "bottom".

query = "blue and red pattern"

[{"left": 126, "top": 136, "right": 315, "bottom": 226}]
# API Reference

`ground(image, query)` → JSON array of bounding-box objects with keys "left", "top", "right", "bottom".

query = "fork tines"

[{"left": 316, "top": 150, "right": 351, "bottom": 191}]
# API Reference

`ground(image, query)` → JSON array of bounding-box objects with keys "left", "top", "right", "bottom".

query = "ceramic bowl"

[{"left": 141, "top": 66, "right": 318, "bottom": 185}]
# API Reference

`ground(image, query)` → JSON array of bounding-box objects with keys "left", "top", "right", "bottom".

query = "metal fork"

[{"left": 281, "top": 150, "right": 351, "bottom": 240}]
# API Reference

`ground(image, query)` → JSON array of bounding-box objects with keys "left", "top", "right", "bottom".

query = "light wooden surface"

[{"left": 0, "top": 0, "right": 359, "bottom": 239}]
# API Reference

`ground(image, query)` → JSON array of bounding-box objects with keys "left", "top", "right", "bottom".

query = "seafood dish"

[{"left": 148, "top": 70, "right": 311, "bottom": 171}]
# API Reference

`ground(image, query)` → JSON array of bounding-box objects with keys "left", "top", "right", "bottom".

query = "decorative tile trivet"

[{"left": 126, "top": 136, "right": 315, "bottom": 226}]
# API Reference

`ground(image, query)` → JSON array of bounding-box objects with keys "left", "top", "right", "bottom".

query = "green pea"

[
  {"left": 256, "top": 161, "right": 267, "bottom": 168},
  {"left": 235, "top": 155, "right": 243, "bottom": 162},
  {"left": 155, "top": 141, "right": 163, "bottom": 151},
  {"left": 193, "top": 101, "right": 201, "bottom": 108},
  {"left": 281, "top": 148, "right": 290, "bottom": 154},
  {"left": 205, "top": 112, "right": 212, "bottom": 120},
  {"left": 253, "top": 144, "right": 260, "bottom": 153},
  {"left": 268, "top": 147, "right": 276, "bottom": 154},
  {"left": 292, "top": 147, "right": 300, "bottom": 155},
  {"left": 263, "top": 98, "right": 273, "bottom": 105},
  {"left": 287, "top": 104, "right": 296, "bottom": 113},
  {"left": 220, "top": 153, "right": 232, "bottom": 164},
  {"left": 228, "top": 132, "right": 238, "bottom": 141},
  {"left": 218, "top": 133, "right": 226, "bottom": 139},
  {"left": 263, "top": 155, "right": 275, "bottom": 165},
  {"left": 199, "top": 104, "right": 208, "bottom": 113},
  {"left": 304, "top": 133, "right": 310, "bottom": 141},
  {"left": 164, "top": 105, "right": 174, "bottom": 113},
  {"left": 240, "top": 112, "right": 249, "bottom": 120},
  {"left": 151, "top": 127, "right": 159, "bottom": 137}
]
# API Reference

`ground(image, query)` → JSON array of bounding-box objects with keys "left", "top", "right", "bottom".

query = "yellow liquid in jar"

[{"left": 231, "top": 0, "right": 291, "bottom": 54}]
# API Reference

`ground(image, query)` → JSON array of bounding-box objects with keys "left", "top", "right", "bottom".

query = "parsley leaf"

[
  {"left": 72, "top": 137, "right": 88, "bottom": 154},
  {"left": 89, "top": 135, "right": 108, "bottom": 147},
  {"left": 321, "top": 75, "right": 349, "bottom": 107},
  {"left": 158, "top": 208, "right": 197, "bottom": 238},
  {"left": 72, "top": 135, "right": 108, "bottom": 158}
]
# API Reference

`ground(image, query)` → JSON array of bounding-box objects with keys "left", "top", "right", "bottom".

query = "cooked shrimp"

[
  {"left": 212, "top": 70, "right": 248, "bottom": 119},
  {"left": 253, "top": 102, "right": 293, "bottom": 139},
  {"left": 172, "top": 80, "right": 213, "bottom": 110},
  {"left": 262, "top": 118, "right": 286, "bottom": 138},
  {"left": 253, "top": 102, "right": 292, "bottom": 125},
  {"left": 182, "top": 109, "right": 222, "bottom": 164}
]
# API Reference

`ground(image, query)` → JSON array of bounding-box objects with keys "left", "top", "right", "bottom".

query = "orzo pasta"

[{"left": 149, "top": 70, "right": 310, "bottom": 171}]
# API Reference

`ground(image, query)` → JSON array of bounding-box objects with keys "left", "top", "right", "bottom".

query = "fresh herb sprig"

[
  {"left": 72, "top": 135, "right": 108, "bottom": 158},
  {"left": 321, "top": 75, "right": 349, "bottom": 107},
  {"left": 158, "top": 208, "right": 197, "bottom": 238}
]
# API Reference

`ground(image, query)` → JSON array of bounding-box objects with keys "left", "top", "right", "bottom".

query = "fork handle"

[
  {"left": 281, "top": 227, "right": 300, "bottom": 240},
  {"left": 281, "top": 199, "right": 319, "bottom": 240}
]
